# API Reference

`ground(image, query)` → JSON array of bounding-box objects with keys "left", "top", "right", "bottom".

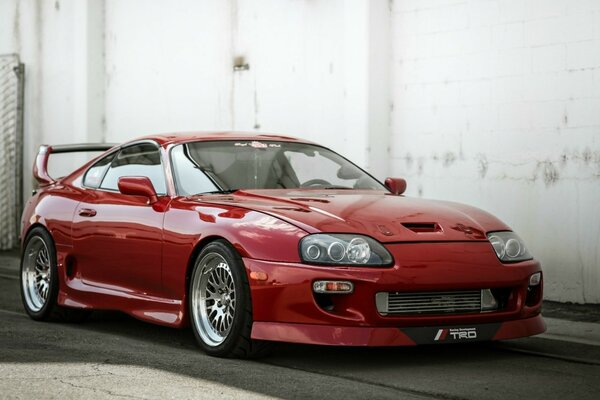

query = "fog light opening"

[
  {"left": 481, "top": 289, "right": 499, "bottom": 312},
  {"left": 529, "top": 272, "right": 541, "bottom": 286},
  {"left": 313, "top": 280, "right": 354, "bottom": 294}
]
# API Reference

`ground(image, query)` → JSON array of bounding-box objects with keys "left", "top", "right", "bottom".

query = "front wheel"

[{"left": 189, "top": 240, "right": 271, "bottom": 358}]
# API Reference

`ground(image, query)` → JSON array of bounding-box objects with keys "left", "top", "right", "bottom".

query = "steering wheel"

[{"left": 300, "top": 179, "right": 331, "bottom": 188}]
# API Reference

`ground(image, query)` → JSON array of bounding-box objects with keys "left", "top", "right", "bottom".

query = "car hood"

[{"left": 192, "top": 189, "right": 510, "bottom": 243}]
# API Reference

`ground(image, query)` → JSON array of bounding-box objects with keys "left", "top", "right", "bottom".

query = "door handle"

[{"left": 78, "top": 208, "right": 97, "bottom": 217}]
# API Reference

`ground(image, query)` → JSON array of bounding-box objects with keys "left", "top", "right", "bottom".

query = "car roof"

[{"left": 124, "top": 131, "right": 316, "bottom": 147}]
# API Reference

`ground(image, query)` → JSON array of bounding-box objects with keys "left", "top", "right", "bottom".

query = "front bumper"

[
  {"left": 251, "top": 315, "right": 546, "bottom": 346},
  {"left": 244, "top": 242, "right": 545, "bottom": 346}
]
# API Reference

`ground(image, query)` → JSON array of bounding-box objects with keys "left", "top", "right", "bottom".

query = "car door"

[{"left": 72, "top": 142, "right": 169, "bottom": 297}]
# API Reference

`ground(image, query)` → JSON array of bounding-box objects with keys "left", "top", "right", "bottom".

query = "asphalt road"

[{"left": 1, "top": 269, "right": 600, "bottom": 399}]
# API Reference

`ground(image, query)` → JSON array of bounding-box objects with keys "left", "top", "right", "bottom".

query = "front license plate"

[{"left": 401, "top": 323, "right": 501, "bottom": 344}]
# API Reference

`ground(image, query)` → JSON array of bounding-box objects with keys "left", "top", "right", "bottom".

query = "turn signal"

[
  {"left": 313, "top": 280, "right": 354, "bottom": 294},
  {"left": 529, "top": 272, "right": 541, "bottom": 286}
]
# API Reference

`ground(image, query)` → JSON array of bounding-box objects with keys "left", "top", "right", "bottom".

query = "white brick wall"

[{"left": 391, "top": 0, "right": 600, "bottom": 303}]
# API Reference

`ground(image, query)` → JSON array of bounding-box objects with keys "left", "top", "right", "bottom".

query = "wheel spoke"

[
  {"left": 190, "top": 252, "right": 239, "bottom": 347},
  {"left": 39, "top": 248, "right": 49, "bottom": 267},
  {"left": 22, "top": 236, "right": 53, "bottom": 312},
  {"left": 207, "top": 274, "right": 217, "bottom": 287}
]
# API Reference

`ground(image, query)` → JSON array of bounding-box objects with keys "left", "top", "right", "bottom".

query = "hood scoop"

[{"left": 401, "top": 222, "right": 442, "bottom": 233}]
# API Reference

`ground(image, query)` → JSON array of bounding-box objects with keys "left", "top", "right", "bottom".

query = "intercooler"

[{"left": 376, "top": 289, "right": 500, "bottom": 316}]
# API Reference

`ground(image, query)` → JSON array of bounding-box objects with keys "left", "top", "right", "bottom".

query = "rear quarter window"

[{"left": 83, "top": 152, "right": 116, "bottom": 188}]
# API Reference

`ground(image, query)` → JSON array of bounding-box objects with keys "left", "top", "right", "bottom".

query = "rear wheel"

[
  {"left": 20, "top": 227, "right": 90, "bottom": 322},
  {"left": 189, "top": 240, "right": 271, "bottom": 358}
]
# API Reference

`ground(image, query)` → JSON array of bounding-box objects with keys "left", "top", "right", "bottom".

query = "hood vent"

[{"left": 401, "top": 222, "right": 442, "bottom": 233}]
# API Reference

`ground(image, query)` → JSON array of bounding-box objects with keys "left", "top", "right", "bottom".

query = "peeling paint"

[
  {"left": 253, "top": 78, "right": 260, "bottom": 130},
  {"left": 582, "top": 147, "right": 592, "bottom": 164},
  {"left": 398, "top": 146, "right": 599, "bottom": 184},
  {"left": 229, "top": 0, "right": 239, "bottom": 130},
  {"left": 540, "top": 160, "right": 560, "bottom": 186},
  {"left": 34, "top": 0, "right": 43, "bottom": 145},
  {"left": 560, "top": 152, "right": 568, "bottom": 167},
  {"left": 405, "top": 152, "right": 413, "bottom": 169},
  {"left": 477, "top": 154, "right": 488, "bottom": 178},
  {"left": 12, "top": 0, "right": 20, "bottom": 54},
  {"left": 100, "top": 0, "right": 106, "bottom": 143},
  {"left": 442, "top": 151, "right": 456, "bottom": 167}
]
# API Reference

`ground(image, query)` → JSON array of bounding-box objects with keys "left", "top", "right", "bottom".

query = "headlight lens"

[
  {"left": 486, "top": 231, "right": 533, "bottom": 262},
  {"left": 300, "top": 234, "right": 393, "bottom": 266}
]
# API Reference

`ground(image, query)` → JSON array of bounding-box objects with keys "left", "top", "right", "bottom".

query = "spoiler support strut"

[{"left": 33, "top": 143, "right": 117, "bottom": 186}]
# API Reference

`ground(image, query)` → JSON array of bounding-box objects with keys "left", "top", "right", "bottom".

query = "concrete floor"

[{"left": 1, "top": 254, "right": 600, "bottom": 399}]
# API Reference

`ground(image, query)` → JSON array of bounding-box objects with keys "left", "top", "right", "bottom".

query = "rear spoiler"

[{"left": 33, "top": 143, "right": 118, "bottom": 185}]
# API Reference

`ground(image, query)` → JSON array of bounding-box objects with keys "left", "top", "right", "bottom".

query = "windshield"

[{"left": 170, "top": 140, "right": 386, "bottom": 195}]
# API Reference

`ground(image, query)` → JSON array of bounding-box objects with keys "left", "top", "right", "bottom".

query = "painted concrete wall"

[
  {"left": 391, "top": 0, "right": 600, "bottom": 303},
  {"left": 0, "top": 0, "right": 389, "bottom": 186},
  {"left": 104, "top": 0, "right": 233, "bottom": 141},
  {"left": 105, "top": 0, "right": 390, "bottom": 176},
  {"left": 0, "top": 0, "right": 107, "bottom": 182}
]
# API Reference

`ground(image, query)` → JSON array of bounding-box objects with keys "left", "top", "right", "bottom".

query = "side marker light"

[
  {"left": 250, "top": 271, "right": 268, "bottom": 281},
  {"left": 313, "top": 280, "right": 354, "bottom": 294}
]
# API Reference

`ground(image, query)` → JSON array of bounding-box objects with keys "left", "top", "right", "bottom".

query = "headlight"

[
  {"left": 300, "top": 234, "right": 393, "bottom": 266},
  {"left": 486, "top": 231, "right": 533, "bottom": 262}
]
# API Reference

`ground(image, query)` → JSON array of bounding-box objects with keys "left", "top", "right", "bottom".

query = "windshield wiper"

[
  {"left": 321, "top": 186, "right": 353, "bottom": 190},
  {"left": 197, "top": 189, "right": 240, "bottom": 195}
]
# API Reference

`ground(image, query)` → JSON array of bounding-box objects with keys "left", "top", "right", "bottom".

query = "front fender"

[{"left": 161, "top": 199, "right": 307, "bottom": 300}]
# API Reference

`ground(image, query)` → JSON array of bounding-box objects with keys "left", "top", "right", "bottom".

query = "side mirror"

[
  {"left": 118, "top": 176, "right": 158, "bottom": 204},
  {"left": 384, "top": 177, "right": 407, "bottom": 195}
]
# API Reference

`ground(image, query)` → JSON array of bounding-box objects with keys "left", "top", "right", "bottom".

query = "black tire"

[
  {"left": 188, "top": 240, "right": 272, "bottom": 358},
  {"left": 20, "top": 226, "right": 90, "bottom": 323}
]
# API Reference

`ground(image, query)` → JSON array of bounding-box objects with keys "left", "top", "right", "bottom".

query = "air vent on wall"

[{"left": 401, "top": 222, "right": 442, "bottom": 233}]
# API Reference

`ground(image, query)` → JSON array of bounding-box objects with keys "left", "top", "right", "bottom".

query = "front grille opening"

[
  {"left": 401, "top": 222, "right": 441, "bottom": 233},
  {"left": 491, "top": 288, "right": 511, "bottom": 310},
  {"left": 376, "top": 289, "right": 510, "bottom": 316}
]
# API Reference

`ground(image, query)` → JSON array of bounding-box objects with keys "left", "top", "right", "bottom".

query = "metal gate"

[{"left": 0, "top": 54, "right": 25, "bottom": 250}]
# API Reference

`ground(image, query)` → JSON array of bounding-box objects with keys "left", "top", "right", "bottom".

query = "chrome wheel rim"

[
  {"left": 22, "top": 236, "right": 51, "bottom": 312},
  {"left": 191, "top": 253, "right": 236, "bottom": 347}
]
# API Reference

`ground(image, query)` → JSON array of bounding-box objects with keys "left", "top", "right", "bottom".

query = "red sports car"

[{"left": 20, "top": 132, "right": 545, "bottom": 357}]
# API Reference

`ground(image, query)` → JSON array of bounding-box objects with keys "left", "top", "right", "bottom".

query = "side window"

[
  {"left": 100, "top": 143, "right": 167, "bottom": 195},
  {"left": 83, "top": 152, "right": 116, "bottom": 188},
  {"left": 171, "top": 144, "right": 218, "bottom": 195}
]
